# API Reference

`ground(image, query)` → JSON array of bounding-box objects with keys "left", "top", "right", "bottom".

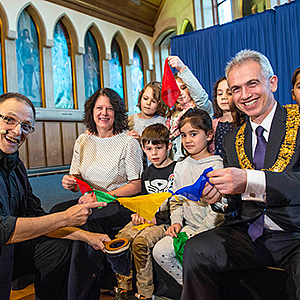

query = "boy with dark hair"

[{"left": 113, "top": 123, "right": 176, "bottom": 300}]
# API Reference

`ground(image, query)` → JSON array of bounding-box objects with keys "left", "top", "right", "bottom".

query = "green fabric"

[
  {"left": 173, "top": 231, "right": 188, "bottom": 266},
  {"left": 93, "top": 190, "right": 117, "bottom": 208}
]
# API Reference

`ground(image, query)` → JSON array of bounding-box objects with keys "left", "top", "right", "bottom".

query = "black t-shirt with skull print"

[{"left": 141, "top": 161, "right": 176, "bottom": 225}]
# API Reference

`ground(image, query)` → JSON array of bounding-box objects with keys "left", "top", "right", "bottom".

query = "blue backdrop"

[{"left": 171, "top": 1, "right": 300, "bottom": 106}]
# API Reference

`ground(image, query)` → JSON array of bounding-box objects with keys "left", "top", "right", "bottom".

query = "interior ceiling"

[{"left": 46, "top": 0, "right": 165, "bottom": 36}]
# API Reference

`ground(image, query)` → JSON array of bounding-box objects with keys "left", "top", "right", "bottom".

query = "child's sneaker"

[
  {"left": 134, "top": 292, "right": 152, "bottom": 300},
  {"left": 114, "top": 287, "right": 134, "bottom": 300}
]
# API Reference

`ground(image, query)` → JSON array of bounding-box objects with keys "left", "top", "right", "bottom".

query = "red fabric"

[
  {"left": 74, "top": 177, "right": 93, "bottom": 194},
  {"left": 162, "top": 58, "right": 180, "bottom": 107}
]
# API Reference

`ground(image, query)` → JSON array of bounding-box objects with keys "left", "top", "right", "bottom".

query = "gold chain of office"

[{"left": 235, "top": 104, "right": 300, "bottom": 172}]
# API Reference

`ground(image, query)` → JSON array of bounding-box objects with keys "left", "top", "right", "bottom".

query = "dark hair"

[
  {"left": 137, "top": 81, "right": 167, "bottom": 117},
  {"left": 0, "top": 92, "right": 36, "bottom": 119},
  {"left": 292, "top": 66, "right": 300, "bottom": 88},
  {"left": 229, "top": 102, "right": 248, "bottom": 127},
  {"left": 141, "top": 123, "right": 170, "bottom": 147},
  {"left": 178, "top": 108, "right": 213, "bottom": 151},
  {"left": 84, "top": 88, "right": 128, "bottom": 135},
  {"left": 212, "top": 76, "right": 226, "bottom": 118}
]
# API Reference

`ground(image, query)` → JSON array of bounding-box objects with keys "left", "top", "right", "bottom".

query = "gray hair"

[{"left": 225, "top": 49, "right": 274, "bottom": 80}]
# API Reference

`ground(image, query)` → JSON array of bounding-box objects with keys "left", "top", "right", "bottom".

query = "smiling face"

[
  {"left": 227, "top": 61, "right": 277, "bottom": 124},
  {"left": 139, "top": 86, "right": 158, "bottom": 118},
  {"left": 93, "top": 95, "right": 115, "bottom": 136},
  {"left": 180, "top": 121, "right": 212, "bottom": 160},
  {"left": 176, "top": 78, "right": 192, "bottom": 110},
  {"left": 292, "top": 73, "right": 300, "bottom": 106},
  {"left": 0, "top": 98, "right": 35, "bottom": 154},
  {"left": 216, "top": 79, "right": 233, "bottom": 113}
]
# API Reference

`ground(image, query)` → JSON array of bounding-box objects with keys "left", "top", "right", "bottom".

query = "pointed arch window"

[
  {"left": 131, "top": 45, "right": 144, "bottom": 113},
  {"left": 16, "top": 8, "right": 42, "bottom": 106},
  {"left": 109, "top": 38, "right": 124, "bottom": 99},
  {"left": 52, "top": 20, "right": 75, "bottom": 109},
  {"left": 83, "top": 30, "right": 101, "bottom": 99}
]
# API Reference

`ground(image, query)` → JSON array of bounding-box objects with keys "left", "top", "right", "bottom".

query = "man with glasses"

[{"left": 0, "top": 92, "right": 110, "bottom": 300}]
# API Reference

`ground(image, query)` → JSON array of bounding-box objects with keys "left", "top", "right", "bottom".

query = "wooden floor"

[{"left": 10, "top": 285, "right": 114, "bottom": 300}]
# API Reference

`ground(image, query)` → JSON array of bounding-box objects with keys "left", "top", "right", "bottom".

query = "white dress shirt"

[{"left": 243, "top": 101, "right": 283, "bottom": 231}]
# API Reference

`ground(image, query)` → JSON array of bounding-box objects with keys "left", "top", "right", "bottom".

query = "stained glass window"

[
  {"left": 109, "top": 38, "right": 124, "bottom": 99},
  {"left": 131, "top": 45, "right": 144, "bottom": 113},
  {"left": 84, "top": 30, "right": 101, "bottom": 99},
  {"left": 16, "top": 9, "right": 42, "bottom": 106},
  {"left": 52, "top": 21, "right": 74, "bottom": 109}
]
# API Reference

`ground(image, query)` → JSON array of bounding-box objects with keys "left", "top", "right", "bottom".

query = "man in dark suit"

[{"left": 181, "top": 50, "right": 300, "bottom": 300}]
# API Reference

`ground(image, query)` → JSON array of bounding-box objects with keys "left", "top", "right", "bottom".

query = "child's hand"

[
  {"left": 165, "top": 223, "right": 182, "bottom": 237},
  {"left": 78, "top": 192, "right": 97, "bottom": 204},
  {"left": 85, "top": 129, "right": 94, "bottom": 136},
  {"left": 168, "top": 56, "right": 186, "bottom": 73},
  {"left": 131, "top": 213, "right": 145, "bottom": 225},
  {"left": 127, "top": 130, "right": 141, "bottom": 142}
]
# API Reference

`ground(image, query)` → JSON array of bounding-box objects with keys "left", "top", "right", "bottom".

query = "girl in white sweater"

[{"left": 153, "top": 108, "right": 224, "bottom": 285}]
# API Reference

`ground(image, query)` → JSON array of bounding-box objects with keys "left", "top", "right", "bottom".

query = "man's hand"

[
  {"left": 64, "top": 202, "right": 107, "bottom": 227},
  {"left": 208, "top": 168, "right": 247, "bottom": 195},
  {"left": 84, "top": 232, "right": 111, "bottom": 251},
  {"left": 168, "top": 56, "right": 186, "bottom": 73},
  {"left": 165, "top": 223, "right": 182, "bottom": 238},
  {"left": 78, "top": 193, "right": 97, "bottom": 204},
  {"left": 131, "top": 213, "right": 145, "bottom": 225}
]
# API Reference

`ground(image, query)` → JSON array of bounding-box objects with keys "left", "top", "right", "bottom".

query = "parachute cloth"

[
  {"left": 161, "top": 58, "right": 180, "bottom": 108},
  {"left": 74, "top": 167, "right": 212, "bottom": 222},
  {"left": 74, "top": 178, "right": 171, "bottom": 222}
]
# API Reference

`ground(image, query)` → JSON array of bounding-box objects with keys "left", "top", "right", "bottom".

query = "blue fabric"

[
  {"left": 171, "top": 1, "right": 300, "bottom": 107},
  {"left": 174, "top": 167, "right": 212, "bottom": 201}
]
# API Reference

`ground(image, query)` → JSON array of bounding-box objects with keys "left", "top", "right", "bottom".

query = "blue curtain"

[
  {"left": 274, "top": 1, "right": 300, "bottom": 105},
  {"left": 171, "top": 1, "right": 300, "bottom": 106}
]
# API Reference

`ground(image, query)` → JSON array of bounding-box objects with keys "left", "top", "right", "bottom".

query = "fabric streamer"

[
  {"left": 173, "top": 231, "right": 189, "bottom": 266},
  {"left": 161, "top": 58, "right": 180, "bottom": 107},
  {"left": 174, "top": 167, "right": 212, "bottom": 201},
  {"left": 73, "top": 167, "right": 213, "bottom": 222}
]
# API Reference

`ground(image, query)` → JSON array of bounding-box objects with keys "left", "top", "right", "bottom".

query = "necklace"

[{"left": 235, "top": 104, "right": 300, "bottom": 172}]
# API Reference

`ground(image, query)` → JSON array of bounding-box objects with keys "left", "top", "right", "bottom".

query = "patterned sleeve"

[
  {"left": 124, "top": 137, "right": 143, "bottom": 181},
  {"left": 178, "top": 67, "right": 213, "bottom": 117}
]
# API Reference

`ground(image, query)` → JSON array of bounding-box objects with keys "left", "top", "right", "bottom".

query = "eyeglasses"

[{"left": 0, "top": 114, "right": 35, "bottom": 134}]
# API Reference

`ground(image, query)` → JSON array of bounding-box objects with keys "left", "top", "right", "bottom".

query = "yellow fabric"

[
  {"left": 132, "top": 222, "right": 154, "bottom": 231},
  {"left": 118, "top": 192, "right": 172, "bottom": 222}
]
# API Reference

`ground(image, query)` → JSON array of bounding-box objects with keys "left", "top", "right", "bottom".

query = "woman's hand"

[
  {"left": 168, "top": 56, "right": 186, "bottom": 73},
  {"left": 78, "top": 193, "right": 97, "bottom": 204},
  {"left": 131, "top": 213, "right": 145, "bottom": 226},
  {"left": 62, "top": 175, "right": 78, "bottom": 192},
  {"left": 165, "top": 223, "right": 182, "bottom": 238}
]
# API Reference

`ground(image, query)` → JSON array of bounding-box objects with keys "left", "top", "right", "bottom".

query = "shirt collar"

[{"left": 250, "top": 101, "right": 277, "bottom": 137}]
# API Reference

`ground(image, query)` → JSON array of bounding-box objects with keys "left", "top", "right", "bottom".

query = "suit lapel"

[
  {"left": 244, "top": 122, "right": 253, "bottom": 164},
  {"left": 264, "top": 104, "right": 286, "bottom": 169}
]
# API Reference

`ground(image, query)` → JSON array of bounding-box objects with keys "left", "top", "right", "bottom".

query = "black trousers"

[
  {"left": 182, "top": 224, "right": 300, "bottom": 300},
  {"left": 51, "top": 200, "right": 133, "bottom": 300},
  {"left": 12, "top": 236, "right": 71, "bottom": 300}
]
